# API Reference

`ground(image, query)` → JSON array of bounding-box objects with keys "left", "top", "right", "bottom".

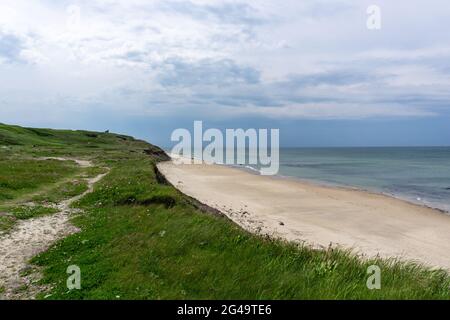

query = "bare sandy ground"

[
  {"left": 158, "top": 161, "right": 450, "bottom": 270},
  {"left": 0, "top": 159, "right": 108, "bottom": 299}
]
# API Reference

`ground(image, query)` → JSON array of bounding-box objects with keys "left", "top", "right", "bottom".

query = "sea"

[
  {"left": 269, "top": 147, "right": 450, "bottom": 213},
  {"left": 166, "top": 146, "right": 450, "bottom": 213}
]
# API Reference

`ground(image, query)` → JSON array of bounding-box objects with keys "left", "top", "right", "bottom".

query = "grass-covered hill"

[{"left": 0, "top": 122, "right": 449, "bottom": 299}]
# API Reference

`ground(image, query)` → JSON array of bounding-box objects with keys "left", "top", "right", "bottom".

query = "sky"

[{"left": 1, "top": 0, "right": 450, "bottom": 147}]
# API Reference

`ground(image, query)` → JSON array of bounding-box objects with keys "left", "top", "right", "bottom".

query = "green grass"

[
  {"left": 31, "top": 179, "right": 89, "bottom": 204},
  {"left": 0, "top": 159, "right": 79, "bottom": 202},
  {"left": 0, "top": 215, "right": 16, "bottom": 233},
  {"left": 0, "top": 123, "right": 136, "bottom": 148},
  {"left": 0, "top": 155, "right": 90, "bottom": 232},
  {"left": 0, "top": 204, "right": 60, "bottom": 233},
  {"left": 6, "top": 205, "right": 59, "bottom": 220},
  {"left": 0, "top": 156, "right": 84, "bottom": 233},
  {"left": 31, "top": 159, "right": 450, "bottom": 300},
  {"left": 1, "top": 122, "right": 449, "bottom": 300}
]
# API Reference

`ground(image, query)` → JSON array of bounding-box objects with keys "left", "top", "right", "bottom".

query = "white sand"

[{"left": 158, "top": 161, "right": 450, "bottom": 270}]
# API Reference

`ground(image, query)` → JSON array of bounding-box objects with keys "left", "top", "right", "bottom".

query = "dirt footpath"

[{"left": 0, "top": 158, "right": 108, "bottom": 299}]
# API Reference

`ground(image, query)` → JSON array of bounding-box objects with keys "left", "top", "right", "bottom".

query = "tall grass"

[{"left": 33, "top": 159, "right": 450, "bottom": 299}]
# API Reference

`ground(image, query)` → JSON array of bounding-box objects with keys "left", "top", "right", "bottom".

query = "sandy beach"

[{"left": 157, "top": 160, "right": 450, "bottom": 270}]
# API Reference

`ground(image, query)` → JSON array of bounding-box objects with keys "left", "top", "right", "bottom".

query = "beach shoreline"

[
  {"left": 166, "top": 150, "right": 450, "bottom": 215},
  {"left": 231, "top": 163, "right": 450, "bottom": 216},
  {"left": 157, "top": 158, "right": 450, "bottom": 271}
]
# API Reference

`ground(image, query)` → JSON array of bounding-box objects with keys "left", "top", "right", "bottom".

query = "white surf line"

[{"left": 0, "top": 159, "right": 109, "bottom": 300}]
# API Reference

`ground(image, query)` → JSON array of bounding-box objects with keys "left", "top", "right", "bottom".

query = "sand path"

[
  {"left": 0, "top": 158, "right": 108, "bottom": 299},
  {"left": 158, "top": 161, "right": 450, "bottom": 271}
]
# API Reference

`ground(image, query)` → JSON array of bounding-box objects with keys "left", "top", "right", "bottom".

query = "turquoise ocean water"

[
  {"left": 167, "top": 146, "right": 450, "bottom": 212},
  {"left": 273, "top": 147, "right": 450, "bottom": 213}
]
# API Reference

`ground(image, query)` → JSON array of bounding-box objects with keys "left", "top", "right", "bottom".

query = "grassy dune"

[{"left": 0, "top": 122, "right": 449, "bottom": 299}]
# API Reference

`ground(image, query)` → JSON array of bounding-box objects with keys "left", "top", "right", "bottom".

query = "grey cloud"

[
  {"left": 130, "top": 25, "right": 161, "bottom": 35},
  {"left": 278, "top": 71, "right": 374, "bottom": 88},
  {"left": 304, "top": 1, "right": 355, "bottom": 18},
  {"left": 118, "top": 51, "right": 147, "bottom": 63},
  {"left": 148, "top": 57, "right": 450, "bottom": 117},
  {"left": 0, "top": 32, "right": 25, "bottom": 63},
  {"left": 3, "top": 0, "right": 450, "bottom": 125},
  {"left": 371, "top": 92, "right": 450, "bottom": 109},
  {"left": 158, "top": 58, "right": 261, "bottom": 87},
  {"left": 158, "top": 1, "right": 266, "bottom": 25}
]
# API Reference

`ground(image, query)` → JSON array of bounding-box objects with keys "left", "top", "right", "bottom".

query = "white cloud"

[{"left": 1, "top": 0, "right": 450, "bottom": 125}]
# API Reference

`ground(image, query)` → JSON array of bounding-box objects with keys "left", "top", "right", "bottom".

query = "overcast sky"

[{"left": 1, "top": 0, "right": 450, "bottom": 147}]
